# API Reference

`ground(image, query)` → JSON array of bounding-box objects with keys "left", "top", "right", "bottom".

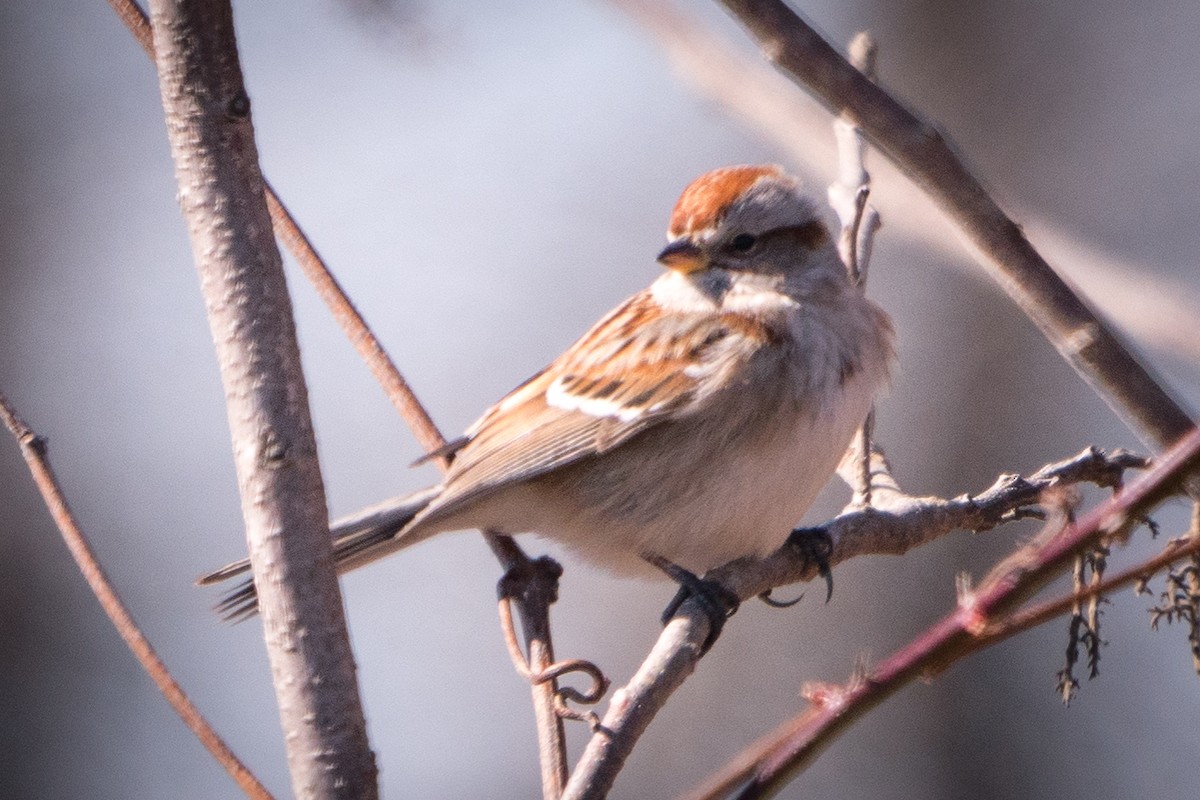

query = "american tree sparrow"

[{"left": 203, "top": 165, "right": 895, "bottom": 625}]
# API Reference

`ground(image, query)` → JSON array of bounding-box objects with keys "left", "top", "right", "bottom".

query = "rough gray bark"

[{"left": 146, "top": 1, "right": 377, "bottom": 796}]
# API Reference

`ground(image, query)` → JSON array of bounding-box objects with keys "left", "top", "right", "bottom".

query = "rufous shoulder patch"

[{"left": 667, "top": 164, "right": 784, "bottom": 239}]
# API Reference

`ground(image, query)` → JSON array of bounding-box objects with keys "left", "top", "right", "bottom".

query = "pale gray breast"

[{"left": 531, "top": 342, "right": 807, "bottom": 528}]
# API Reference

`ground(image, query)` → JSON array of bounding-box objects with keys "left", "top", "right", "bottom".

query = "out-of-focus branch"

[
  {"left": 0, "top": 393, "right": 274, "bottom": 800},
  {"left": 722, "top": 0, "right": 1199, "bottom": 483},
  {"left": 827, "top": 30, "right": 882, "bottom": 506},
  {"left": 690, "top": 428, "right": 1200, "bottom": 800},
  {"left": 561, "top": 446, "right": 1145, "bottom": 799},
  {"left": 611, "top": 0, "right": 1200, "bottom": 421},
  {"left": 147, "top": 0, "right": 376, "bottom": 795}
]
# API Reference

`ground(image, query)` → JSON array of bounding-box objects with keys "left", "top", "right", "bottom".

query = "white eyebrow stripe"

[{"left": 545, "top": 377, "right": 644, "bottom": 422}]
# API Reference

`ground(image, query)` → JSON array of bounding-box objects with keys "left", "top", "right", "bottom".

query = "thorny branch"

[
  {"left": 978, "top": 525, "right": 1200, "bottom": 648},
  {"left": 686, "top": 428, "right": 1200, "bottom": 800},
  {"left": 561, "top": 446, "right": 1147, "bottom": 799},
  {"left": 0, "top": 392, "right": 273, "bottom": 799}
]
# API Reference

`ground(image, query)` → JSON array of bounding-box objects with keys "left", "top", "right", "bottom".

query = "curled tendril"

[
  {"left": 528, "top": 658, "right": 610, "bottom": 705},
  {"left": 496, "top": 570, "right": 610, "bottom": 726}
]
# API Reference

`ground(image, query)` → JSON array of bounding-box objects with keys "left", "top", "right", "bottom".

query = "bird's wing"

[{"left": 418, "top": 289, "right": 778, "bottom": 523}]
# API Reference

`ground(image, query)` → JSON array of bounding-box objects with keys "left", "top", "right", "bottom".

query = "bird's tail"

[{"left": 198, "top": 486, "right": 441, "bottom": 621}]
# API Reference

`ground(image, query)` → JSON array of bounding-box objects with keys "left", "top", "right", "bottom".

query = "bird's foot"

[
  {"left": 645, "top": 553, "right": 740, "bottom": 655},
  {"left": 784, "top": 526, "right": 834, "bottom": 603}
]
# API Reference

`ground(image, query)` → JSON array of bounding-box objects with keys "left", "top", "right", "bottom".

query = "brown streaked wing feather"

[{"left": 414, "top": 291, "right": 773, "bottom": 525}]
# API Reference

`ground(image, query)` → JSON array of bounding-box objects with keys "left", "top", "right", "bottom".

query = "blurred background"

[{"left": 2, "top": 1, "right": 1198, "bottom": 798}]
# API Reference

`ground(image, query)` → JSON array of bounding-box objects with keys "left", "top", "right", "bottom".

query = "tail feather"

[{"left": 199, "top": 486, "right": 441, "bottom": 620}]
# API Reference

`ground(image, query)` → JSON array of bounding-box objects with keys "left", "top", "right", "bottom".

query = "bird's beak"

[{"left": 656, "top": 238, "right": 708, "bottom": 274}]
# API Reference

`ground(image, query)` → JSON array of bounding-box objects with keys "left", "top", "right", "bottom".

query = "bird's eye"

[{"left": 730, "top": 233, "right": 757, "bottom": 252}]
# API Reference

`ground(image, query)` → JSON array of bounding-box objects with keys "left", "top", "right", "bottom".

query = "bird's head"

[{"left": 656, "top": 165, "right": 838, "bottom": 289}]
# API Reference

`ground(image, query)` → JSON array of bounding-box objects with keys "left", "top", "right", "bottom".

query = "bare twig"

[
  {"left": 679, "top": 428, "right": 1200, "bottom": 800},
  {"left": 0, "top": 392, "right": 273, "bottom": 800},
  {"left": 828, "top": 31, "right": 879, "bottom": 285},
  {"left": 983, "top": 531, "right": 1200, "bottom": 648},
  {"left": 827, "top": 31, "right": 883, "bottom": 508},
  {"left": 147, "top": 0, "right": 376, "bottom": 795},
  {"left": 562, "top": 446, "right": 1145, "bottom": 798},
  {"left": 263, "top": 189, "right": 445, "bottom": 455},
  {"left": 498, "top": 557, "right": 571, "bottom": 797},
  {"left": 262, "top": 74, "right": 579, "bottom": 800},
  {"left": 103, "top": 0, "right": 442, "bottom": 458},
  {"left": 498, "top": 561, "right": 610, "bottom": 731}
]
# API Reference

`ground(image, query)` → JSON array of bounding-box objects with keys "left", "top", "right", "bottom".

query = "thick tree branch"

[
  {"left": 561, "top": 447, "right": 1145, "bottom": 798},
  {"left": 107, "top": 2, "right": 577, "bottom": 793},
  {"left": 0, "top": 393, "right": 273, "bottom": 800},
  {"left": 147, "top": 1, "right": 376, "bottom": 796}
]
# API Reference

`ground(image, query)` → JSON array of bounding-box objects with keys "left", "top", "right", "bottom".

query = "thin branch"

[
  {"left": 695, "top": 429, "right": 1200, "bottom": 800},
  {"left": 1144, "top": 502, "right": 1200, "bottom": 674},
  {"left": 498, "top": 558, "right": 571, "bottom": 797},
  {"left": 262, "top": 188, "right": 444, "bottom": 455},
  {"left": 0, "top": 392, "right": 274, "bottom": 800},
  {"left": 827, "top": 30, "right": 883, "bottom": 507},
  {"left": 561, "top": 446, "right": 1145, "bottom": 798},
  {"left": 828, "top": 31, "right": 879, "bottom": 286},
  {"left": 712, "top": 0, "right": 1198, "bottom": 496},
  {"left": 982, "top": 531, "right": 1200, "bottom": 648},
  {"left": 103, "top": 0, "right": 443, "bottom": 457},
  {"left": 105, "top": 2, "right": 578, "bottom": 791},
  {"left": 147, "top": 0, "right": 376, "bottom": 795}
]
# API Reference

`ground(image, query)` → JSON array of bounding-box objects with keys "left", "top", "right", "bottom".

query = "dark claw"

[
  {"left": 645, "top": 554, "right": 739, "bottom": 655},
  {"left": 786, "top": 526, "right": 834, "bottom": 603},
  {"left": 758, "top": 588, "right": 803, "bottom": 608}
]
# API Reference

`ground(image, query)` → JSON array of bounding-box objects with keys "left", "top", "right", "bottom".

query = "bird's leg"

[{"left": 644, "top": 553, "right": 740, "bottom": 655}]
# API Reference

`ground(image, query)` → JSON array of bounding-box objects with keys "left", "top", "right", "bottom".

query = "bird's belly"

[{"left": 522, "top": 385, "right": 869, "bottom": 577}]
